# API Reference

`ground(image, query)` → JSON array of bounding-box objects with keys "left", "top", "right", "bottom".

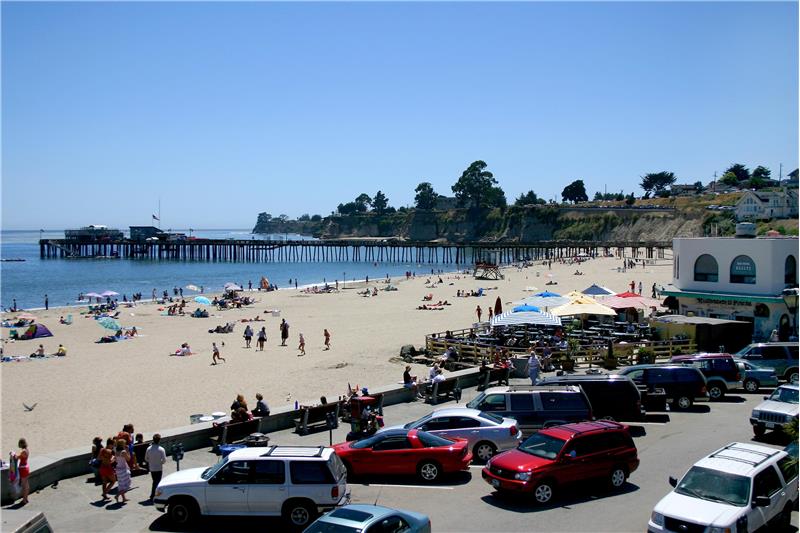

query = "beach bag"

[{"left": 8, "top": 452, "right": 20, "bottom": 496}]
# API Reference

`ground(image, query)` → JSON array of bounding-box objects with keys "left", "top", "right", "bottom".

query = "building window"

[
  {"left": 730, "top": 255, "right": 756, "bottom": 284},
  {"left": 694, "top": 254, "right": 719, "bottom": 282},
  {"left": 786, "top": 255, "right": 797, "bottom": 287},
  {"left": 754, "top": 304, "right": 770, "bottom": 318}
]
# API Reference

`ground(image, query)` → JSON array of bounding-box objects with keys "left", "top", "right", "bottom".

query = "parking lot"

[{"left": 8, "top": 381, "right": 798, "bottom": 532}]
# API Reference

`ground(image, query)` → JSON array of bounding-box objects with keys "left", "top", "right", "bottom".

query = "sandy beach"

[{"left": 1, "top": 254, "right": 672, "bottom": 455}]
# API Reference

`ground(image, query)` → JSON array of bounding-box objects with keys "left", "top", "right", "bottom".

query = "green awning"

[{"left": 661, "top": 288, "right": 784, "bottom": 304}]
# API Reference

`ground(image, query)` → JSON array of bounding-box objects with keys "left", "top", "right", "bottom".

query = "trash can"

[
  {"left": 219, "top": 444, "right": 247, "bottom": 458},
  {"left": 189, "top": 414, "right": 204, "bottom": 425},
  {"left": 244, "top": 433, "right": 270, "bottom": 447}
]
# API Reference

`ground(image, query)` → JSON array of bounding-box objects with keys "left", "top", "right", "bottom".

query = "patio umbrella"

[
  {"left": 534, "top": 291, "right": 561, "bottom": 298},
  {"left": 550, "top": 295, "right": 617, "bottom": 317},
  {"left": 186, "top": 284, "right": 200, "bottom": 292},
  {"left": 512, "top": 304, "right": 541, "bottom": 313},
  {"left": 494, "top": 296, "right": 503, "bottom": 316},
  {"left": 581, "top": 284, "right": 615, "bottom": 296},
  {"left": 603, "top": 295, "right": 663, "bottom": 310},
  {"left": 96, "top": 317, "right": 121, "bottom": 330},
  {"left": 491, "top": 310, "right": 562, "bottom": 327},
  {"left": 101, "top": 291, "right": 119, "bottom": 297},
  {"left": 514, "top": 295, "right": 571, "bottom": 309},
  {"left": 194, "top": 296, "right": 211, "bottom": 305}
]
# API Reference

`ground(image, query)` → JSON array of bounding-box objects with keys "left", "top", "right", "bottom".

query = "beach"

[{"left": 1, "top": 255, "right": 672, "bottom": 455}]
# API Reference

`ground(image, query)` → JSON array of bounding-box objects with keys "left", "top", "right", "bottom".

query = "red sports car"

[{"left": 333, "top": 428, "right": 472, "bottom": 482}]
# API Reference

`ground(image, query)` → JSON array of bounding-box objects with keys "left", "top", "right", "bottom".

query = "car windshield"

[
  {"left": 769, "top": 388, "right": 799, "bottom": 404},
  {"left": 417, "top": 430, "right": 455, "bottom": 447},
  {"left": 201, "top": 457, "right": 229, "bottom": 480},
  {"left": 675, "top": 466, "right": 750, "bottom": 507},
  {"left": 404, "top": 413, "right": 433, "bottom": 429},
  {"left": 517, "top": 433, "right": 565, "bottom": 460},
  {"left": 478, "top": 411, "right": 504, "bottom": 424},
  {"left": 466, "top": 393, "right": 485, "bottom": 410},
  {"left": 351, "top": 433, "right": 389, "bottom": 449}
]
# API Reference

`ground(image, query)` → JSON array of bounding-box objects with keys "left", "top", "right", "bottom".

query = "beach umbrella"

[
  {"left": 550, "top": 296, "right": 617, "bottom": 317},
  {"left": 85, "top": 292, "right": 103, "bottom": 299},
  {"left": 581, "top": 284, "right": 615, "bottom": 296},
  {"left": 513, "top": 304, "right": 541, "bottom": 313},
  {"left": 194, "top": 296, "right": 211, "bottom": 305},
  {"left": 514, "top": 295, "right": 571, "bottom": 309},
  {"left": 224, "top": 282, "right": 242, "bottom": 291},
  {"left": 186, "top": 284, "right": 200, "bottom": 292},
  {"left": 15, "top": 313, "right": 37, "bottom": 321},
  {"left": 603, "top": 294, "right": 663, "bottom": 310},
  {"left": 101, "top": 290, "right": 119, "bottom": 297},
  {"left": 96, "top": 317, "right": 121, "bottom": 330},
  {"left": 534, "top": 290, "right": 562, "bottom": 298},
  {"left": 494, "top": 296, "right": 503, "bottom": 316},
  {"left": 491, "top": 310, "right": 562, "bottom": 327}
]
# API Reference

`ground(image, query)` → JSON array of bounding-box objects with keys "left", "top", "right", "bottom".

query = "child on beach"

[
  {"left": 324, "top": 329, "right": 331, "bottom": 350},
  {"left": 298, "top": 333, "right": 306, "bottom": 356},
  {"left": 212, "top": 342, "right": 226, "bottom": 365}
]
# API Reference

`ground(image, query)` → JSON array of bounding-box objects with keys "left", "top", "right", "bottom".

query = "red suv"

[{"left": 481, "top": 420, "right": 639, "bottom": 504}]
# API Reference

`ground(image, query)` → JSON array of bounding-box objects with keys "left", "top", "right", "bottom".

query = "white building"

[
  {"left": 735, "top": 189, "right": 798, "bottom": 221},
  {"left": 662, "top": 232, "right": 798, "bottom": 341}
]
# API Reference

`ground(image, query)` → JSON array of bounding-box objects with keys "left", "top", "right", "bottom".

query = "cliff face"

[{"left": 254, "top": 206, "right": 719, "bottom": 243}]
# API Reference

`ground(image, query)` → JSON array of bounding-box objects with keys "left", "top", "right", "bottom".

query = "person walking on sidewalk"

[{"left": 145, "top": 434, "right": 167, "bottom": 502}]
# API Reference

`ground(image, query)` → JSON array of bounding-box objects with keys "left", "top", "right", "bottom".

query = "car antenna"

[{"left": 373, "top": 486, "right": 382, "bottom": 506}]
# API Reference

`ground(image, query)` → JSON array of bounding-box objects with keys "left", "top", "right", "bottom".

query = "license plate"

[
  {"left": 491, "top": 479, "right": 500, "bottom": 488},
  {"left": 765, "top": 422, "right": 775, "bottom": 429}
]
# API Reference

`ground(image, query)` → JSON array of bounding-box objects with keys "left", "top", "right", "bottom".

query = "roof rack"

[
  {"left": 506, "top": 385, "right": 578, "bottom": 392},
  {"left": 261, "top": 446, "right": 326, "bottom": 458},
  {"left": 709, "top": 444, "right": 779, "bottom": 467}
]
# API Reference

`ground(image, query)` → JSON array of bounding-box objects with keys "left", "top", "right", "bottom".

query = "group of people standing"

[{"left": 241, "top": 322, "right": 329, "bottom": 355}]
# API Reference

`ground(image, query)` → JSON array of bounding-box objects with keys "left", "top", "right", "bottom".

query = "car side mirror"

[
  {"left": 668, "top": 476, "right": 677, "bottom": 487},
  {"left": 753, "top": 495, "right": 770, "bottom": 507},
  {"left": 763, "top": 396, "right": 769, "bottom": 400}
]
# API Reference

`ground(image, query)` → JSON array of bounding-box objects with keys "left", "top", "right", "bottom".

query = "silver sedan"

[{"left": 381, "top": 407, "right": 522, "bottom": 462}]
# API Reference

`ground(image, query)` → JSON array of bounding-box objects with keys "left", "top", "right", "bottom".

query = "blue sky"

[{"left": 2, "top": 1, "right": 797, "bottom": 230}]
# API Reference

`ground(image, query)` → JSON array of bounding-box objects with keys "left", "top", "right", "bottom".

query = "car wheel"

[
  {"left": 417, "top": 460, "right": 441, "bottom": 482},
  {"left": 753, "top": 424, "right": 766, "bottom": 437},
  {"left": 787, "top": 369, "right": 799, "bottom": 384},
  {"left": 744, "top": 379, "right": 759, "bottom": 393},
  {"left": 473, "top": 441, "right": 497, "bottom": 463},
  {"left": 533, "top": 480, "right": 555, "bottom": 504},
  {"left": 674, "top": 396, "right": 692, "bottom": 410},
  {"left": 282, "top": 500, "right": 316, "bottom": 528},
  {"left": 779, "top": 503, "right": 793, "bottom": 529},
  {"left": 707, "top": 384, "right": 725, "bottom": 400},
  {"left": 609, "top": 465, "right": 627, "bottom": 490},
  {"left": 168, "top": 497, "right": 199, "bottom": 526}
]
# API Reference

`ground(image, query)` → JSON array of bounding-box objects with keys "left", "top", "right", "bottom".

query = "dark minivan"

[
  {"left": 537, "top": 374, "right": 645, "bottom": 421},
  {"left": 615, "top": 365, "right": 707, "bottom": 410}
]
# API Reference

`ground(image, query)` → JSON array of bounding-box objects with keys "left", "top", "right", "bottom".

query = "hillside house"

[{"left": 735, "top": 189, "right": 798, "bottom": 221}]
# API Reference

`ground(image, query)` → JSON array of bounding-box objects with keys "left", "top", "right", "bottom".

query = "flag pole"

[{"left": 158, "top": 198, "right": 161, "bottom": 230}]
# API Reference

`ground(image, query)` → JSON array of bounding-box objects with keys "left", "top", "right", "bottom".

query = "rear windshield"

[
  {"left": 417, "top": 430, "right": 455, "bottom": 448},
  {"left": 466, "top": 393, "right": 486, "bottom": 410},
  {"left": 478, "top": 411, "right": 504, "bottom": 424},
  {"left": 328, "top": 454, "right": 347, "bottom": 481},
  {"left": 517, "top": 433, "right": 566, "bottom": 460}
]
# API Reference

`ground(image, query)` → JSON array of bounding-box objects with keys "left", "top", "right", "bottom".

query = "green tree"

[
  {"left": 355, "top": 193, "right": 372, "bottom": 211},
  {"left": 693, "top": 181, "right": 704, "bottom": 193},
  {"left": 720, "top": 171, "right": 740, "bottom": 188},
  {"left": 747, "top": 176, "right": 767, "bottom": 190},
  {"left": 625, "top": 193, "right": 636, "bottom": 206},
  {"left": 372, "top": 190, "right": 389, "bottom": 214},
  {"left": 640, "top": 171, "right": 677, "bottom": 193},
  {"left": 298, "top": 213, "right": 310, "bottom": 221},
  {"left": 310, "top": 214, "right": 322, "bottom": 222},
  {"left": 561, "top": 180, "right": 588, "bottom": 203},
  {"left": 751, "top": 166, "right": 771, "bottom": 182},
  {"left": 724, "top": 163, "right": 750, "bottom": 182},
  {"left": 414, "top": 182, "right": 438, "bottom": 210},
  {"left": 337, "top": 202, "right": 361, "bottom": 215},
  {"left": 452, "top": 160, "right": 505, "bottom": 208},
  {"left": 515, "top": 190, "right": 546, "bottom": 206},
  {"left": 255, "top": 212, "right": 273, "bottom": 225}
]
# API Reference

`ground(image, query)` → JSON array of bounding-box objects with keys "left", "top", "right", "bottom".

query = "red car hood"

[{"left": 489, "top": 448, "right": 554, "bottom": 472}]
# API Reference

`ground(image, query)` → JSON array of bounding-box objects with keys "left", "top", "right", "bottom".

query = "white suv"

[
  {"left": 648, "top": 442, "right": 798, "bottom": 533},
  {"left": 154, "top": 446, "right": 349, "bottom": 529},
  {"left": 750, "top": 384, "right": 799, "bottom": 437}
]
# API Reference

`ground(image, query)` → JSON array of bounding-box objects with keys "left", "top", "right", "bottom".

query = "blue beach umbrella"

[
  {"left": 512, "top": 304, "right": 541, "bottom": 313},
  {"left": 97, "top": 317, "right": 121, "bottom": 331},
  {"left": 194, "top": 296, "right": 211, "bottom": 305},
  {"left": 534, "top": 291, "right": 562, "bottom": 298}
]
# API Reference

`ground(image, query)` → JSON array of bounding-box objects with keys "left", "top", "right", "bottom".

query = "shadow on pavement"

[
  {"left": 481, "top": 480, "right": 640, "bottom": 513},
  {"left": 682, "top": 405, "right": 711, "bottom": 414},
  {"left": 352, "top": 470, "right": 472, "bottom": 487},
  {"left": 752, "top": 431, "right": 792, "bottom": 447},
  {"left": 627, "top": 426, "right": 647, "bottom": 438},
  {"left": 149, "top": 514, "right": 286, "bottom": 532},
  {"left": 714, "top": 395, "right": 746, "bottom": 404},
  {"left": 642, "top": 413, "right": 670, "bottom": 424}
]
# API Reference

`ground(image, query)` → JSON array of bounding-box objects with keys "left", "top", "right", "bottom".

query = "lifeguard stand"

[{"left": 473, "top": 249, "right": 504, "bottom": 280}]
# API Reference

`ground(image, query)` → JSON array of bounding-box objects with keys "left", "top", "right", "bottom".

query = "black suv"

[
  {"left": 465, "top": 385, "right": 592, "bottom": 435},
  {"left": 670, "top": 353, "right": 743, "bottom": 400},
  {"left": 615, "top": 365, "right": 707, "bottom": 410},
  {"left": 537, "top": 374, "right": 644, "bottom": 421},
  {"left": 736, "top": 343, "right": 799, "bottom": 383}
]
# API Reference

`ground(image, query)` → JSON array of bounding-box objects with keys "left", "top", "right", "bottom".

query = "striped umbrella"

[{"left": 491, "top": 310, "right": 562, "bottom": 327}]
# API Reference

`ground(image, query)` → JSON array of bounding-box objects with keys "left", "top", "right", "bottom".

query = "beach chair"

[{"left": 65, "top": 314, "right": 73, "bottom": 325}]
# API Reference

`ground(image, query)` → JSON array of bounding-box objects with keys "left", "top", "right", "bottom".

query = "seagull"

[{"left": 23, "top": 402, "right": 37, "bottom": 412}]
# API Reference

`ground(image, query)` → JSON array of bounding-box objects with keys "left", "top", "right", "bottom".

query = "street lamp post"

[
  {"left": 782, "top": 288, "right": 799, "bottom": 339},
  {"left": 343, "top": 272, "right": 346, "bottom": 289}
]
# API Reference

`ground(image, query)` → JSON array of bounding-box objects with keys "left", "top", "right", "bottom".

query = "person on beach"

[
  {"left": 99, "top": 438, "right": 116, "bottom": 499},
  {"left": 280, "top": 319, "right": 290, "bottom": 346},
  {"left": 44, "top": 294, "right": 48, "bottom": 310},
  {"left": 243, "top": 325, "right": 253, "bottom": 348},
  {"left": 212, "top": 342, "right": 226, "bottom": 365},
  {"left": 145, "top": 434, "right": 167, "bottom": 501},
  {"left": 252, "top": 393, "right": 270, "bottom": 417},
  {"left": 403, "top": 365, "right": 420, "bottom": 398},
  {"left": 629, "top": 280, "right": 636, "bottom": 293},
  {"left": 17, "top": 438, "right": 30, "bottom": 504},
  {"left": 476, "top": 305, "right": 482, "bottom": 322},
  {"left": 257, "top": 327, "right": 267, "bottom": 351},
  {"left": 638, "top": 281, "right": 643, "bottom": 295},
  {"left": 114, "top": 439, "right": 131, "bottom": 503},
  {"left": 324, "top": 329, "right": 331, "bottom": 350},
  {"left": 526, "top": 349, "right": 540, "bottom": 385},
  {"left": 31, "top": 344, "right": 45, "bottom": 358},
  {"left": 298, "top": 333, "right": 306, "bottom": 356},
  {"left": 56, "top": 344, "right": 67, "bottom": 356}
]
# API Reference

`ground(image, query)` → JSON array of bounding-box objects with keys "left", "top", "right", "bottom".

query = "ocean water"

[{"left": 0, "top": 230, "right": 445, "bottom": 310}]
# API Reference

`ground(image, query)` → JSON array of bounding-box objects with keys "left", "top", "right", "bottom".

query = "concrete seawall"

[{"left": 1, "top": 367, "right": 482, "bottom": 504}]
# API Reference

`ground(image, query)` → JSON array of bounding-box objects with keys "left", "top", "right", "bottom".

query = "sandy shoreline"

[{"left": 1, "top": 254, "right": 672, "bottom": 455}]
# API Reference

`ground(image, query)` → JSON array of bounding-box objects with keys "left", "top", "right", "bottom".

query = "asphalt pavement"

[{"left": 5, "top": 380, "right": 798, "bottom": 532}]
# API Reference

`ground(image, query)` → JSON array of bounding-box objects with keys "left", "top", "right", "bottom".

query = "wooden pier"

[{"left": 39, "top": 238, "right": 671, "bottom": 264}]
